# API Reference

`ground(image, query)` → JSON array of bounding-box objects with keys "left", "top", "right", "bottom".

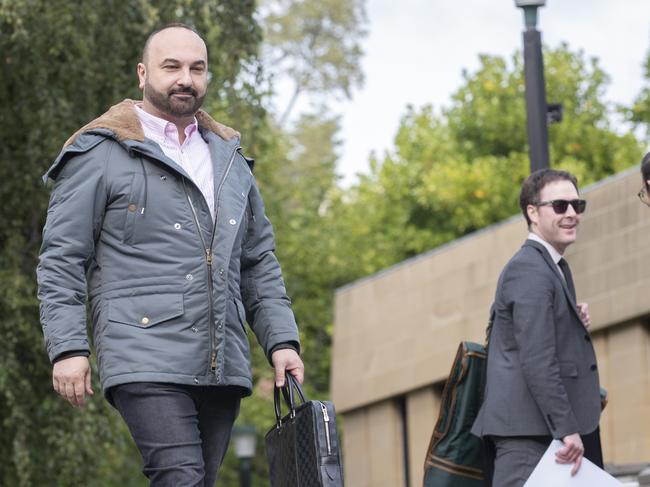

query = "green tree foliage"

[
  {"left": 326, "top": 45, "right": 645, "bottom": 278},
  {"left": 270, "top": 112, "right": 343, "bottom": 393},
  {"left": 0, "top": 1, "right": 263, "bottom": 485},
  {"left": 629, "top": 48, "right": 650, "bottom": 137},
  {"left": 261, "top": 0, "right": 367, "bottom": 124}
]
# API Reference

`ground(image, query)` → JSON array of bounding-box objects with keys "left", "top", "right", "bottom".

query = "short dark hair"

[
  {"left": 641, "top": 152, "right": 650, "bottom": 191},
  {"left": 519, "top": 168, "right": 579, "bottom": 227},
  {"left": 142, "top": 23, "right": 203, "bottom": 63}
]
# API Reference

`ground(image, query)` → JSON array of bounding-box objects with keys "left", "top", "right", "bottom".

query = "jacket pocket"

[
  {"left": 559, "top": 361, "right": 578, "bottom": 378},
  {"left": 108, "top": 293, "right": 184, "bottom": 328}
]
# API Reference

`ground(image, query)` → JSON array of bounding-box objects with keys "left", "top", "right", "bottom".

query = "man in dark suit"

[{"left": 472, "top": 168, "right": 603, "bottom": 486}]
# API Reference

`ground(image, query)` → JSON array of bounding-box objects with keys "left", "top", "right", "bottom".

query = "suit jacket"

[{"left": 471, "top": 239, "right": 601, "bottom": 439}]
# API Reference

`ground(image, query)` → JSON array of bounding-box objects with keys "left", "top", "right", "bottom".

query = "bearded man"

[{"left": 37, "top": 23, "right": 303, "bottom": 486}]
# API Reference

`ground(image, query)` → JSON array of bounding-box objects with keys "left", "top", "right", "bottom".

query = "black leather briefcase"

[{"left": 265, "top": 374, "right": 344, "bottom": 487}]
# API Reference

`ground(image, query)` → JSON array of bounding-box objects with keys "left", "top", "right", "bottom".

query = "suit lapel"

[{"left": 523, "top": 240, "right": 582, "bottom": 321}]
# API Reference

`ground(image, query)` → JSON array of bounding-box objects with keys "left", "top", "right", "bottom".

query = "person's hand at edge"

[
  {"left": 577, "top": 302, "right": 591, "bottom": 329},
  {"left": 53, "top": 356, "right": 94, "bottom": 408},
  {"left": 271, "top": 348, "right": 304, "bottom": 387},
  {"left": 556, "top": 433, "right": 584, "bottom": 476}
]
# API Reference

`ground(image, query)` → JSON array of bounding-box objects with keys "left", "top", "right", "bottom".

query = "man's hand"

[
  {"left": 577, "top": 302, "right": 591, "bottom": 329},
  {"left": 52, "top": 356, "right": 94, "bottom": 408},
  {"left": 271, "top": 349, "right": 304, "bottom": 387},
  {"left": 556, "top": 433, "right": 584, "bottom": 476}
]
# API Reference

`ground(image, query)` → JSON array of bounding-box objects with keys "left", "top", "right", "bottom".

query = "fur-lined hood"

[{"left": 64, "top": 99, "right": 240, "bottom": 148}]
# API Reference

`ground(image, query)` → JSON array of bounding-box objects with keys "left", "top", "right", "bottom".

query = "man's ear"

[
  {"left": 137, "top": 63, "right": 146, "bottom": 91},
  {"left": 527, "top": 204, "right": 538, "bottom": 226}
]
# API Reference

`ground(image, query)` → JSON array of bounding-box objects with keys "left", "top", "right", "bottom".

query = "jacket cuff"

[
  {"left": 268, "top": 341, "right": 300, "bottom": 363},
  {"left": 52, "top": 350, "right": 90, "bottom": 364}
]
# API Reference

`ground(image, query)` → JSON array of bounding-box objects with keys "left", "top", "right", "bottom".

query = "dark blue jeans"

[{"left": 110, "top": 382, "right": 241, "bottom": 487}]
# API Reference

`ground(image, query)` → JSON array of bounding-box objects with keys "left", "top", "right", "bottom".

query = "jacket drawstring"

[{"left": 139, "top": 158, "right": 147, "bottom": 215}]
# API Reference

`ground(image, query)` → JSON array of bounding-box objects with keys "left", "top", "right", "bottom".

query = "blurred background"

[{"left": 1, "top": 0, "right": 649, "bottom": 485}]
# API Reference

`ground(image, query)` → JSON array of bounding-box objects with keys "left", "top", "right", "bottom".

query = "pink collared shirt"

[{"left": 135, "top": 105, "right": 215, "bottom": 220}]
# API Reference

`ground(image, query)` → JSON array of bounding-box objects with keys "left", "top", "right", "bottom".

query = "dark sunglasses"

[{"left": 535, "top": 199, "right": 587, "bottom": 214}]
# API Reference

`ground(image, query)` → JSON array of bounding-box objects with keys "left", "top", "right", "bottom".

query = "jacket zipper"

[
  {"left": 182, "top": 146, "right": 240, "bottom": 376},
  {"left": 183, "top": 183, "right": 217, "bottom": 373},
  {"left": 320, "top": 402, "right": 332, "bottom": 455}
]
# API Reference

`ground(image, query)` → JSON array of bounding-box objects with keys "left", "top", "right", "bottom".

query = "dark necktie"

[{"left": 558, "top": 258, "right": 576, "bottom": 302}]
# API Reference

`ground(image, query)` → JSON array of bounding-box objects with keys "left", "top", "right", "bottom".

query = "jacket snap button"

[
  {"left": 193, "top": 378, "right": 199, "bottom": 384},
  {"left": 174, "top": 223, "right": 181, "bottom": 230},
  {"left": 128, "top": 204, "right": 137, "bottom": 212},
  {"left": 186, "top": 274, "right": 193, "bottom": 281},
  {"left": 191, "top": 326, "right": 198, "bottom": 333},
  {"left": 141, "top": 316, "right": 150, "bottom": 326},
  {"left": 229, "top": 219, "right": 236, "bottom": 225}
]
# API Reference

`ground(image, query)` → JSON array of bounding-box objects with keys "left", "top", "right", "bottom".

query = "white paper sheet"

[{"left": 523, "top": 440, "right": 622, "bottom": 486}]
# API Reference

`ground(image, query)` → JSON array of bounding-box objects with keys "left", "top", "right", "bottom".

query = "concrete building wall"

[
  {"left": 342, "top": 401, "right": 406, "bottom": 487},
  {"left": 331, "top": 168, "right": 650, "bottom": 485},
  {"left": 406, "top": 386, "right": 441, "bottom": 487},
  {"left": 596, "top": 321, "right": 650, "bottom": 463}
]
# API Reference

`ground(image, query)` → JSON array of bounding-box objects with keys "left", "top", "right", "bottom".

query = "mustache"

[{"left": 169, "top": 88, "right": 197, "bottom": 97}]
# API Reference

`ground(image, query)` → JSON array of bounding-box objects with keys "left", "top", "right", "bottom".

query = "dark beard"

[{"left": 144, "top": 80, "right": 205, "bottom": 118}]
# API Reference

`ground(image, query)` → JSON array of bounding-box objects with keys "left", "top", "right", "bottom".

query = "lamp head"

[
  {"left": 515, "top": 0, "right": 545, "bottom": 28},
  {"left": 515, "top": 0, "right": 545, "bottom": 6},
  {"left": 233, "top": 425, "right": 257, "bottom": 460}
]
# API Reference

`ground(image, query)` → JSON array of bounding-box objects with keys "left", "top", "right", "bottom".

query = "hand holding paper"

[
  {"left": 556, "top": 433, "right": 584, "bottom": 475},
  {"left": 524, "top": 440, "right": 622, "bottom": 487}
]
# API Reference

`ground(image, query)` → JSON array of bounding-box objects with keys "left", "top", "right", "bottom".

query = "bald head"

[{"left": 141, "top": 23, "right": 207, "bottom": 66}]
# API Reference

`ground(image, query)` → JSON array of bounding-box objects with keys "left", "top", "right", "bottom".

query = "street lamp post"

[
  {"left": 516, "top": 0, "right": 550, "bottom": 173},
  {"left": 232, "top": 424, "right": 257, "bottom": 487}
]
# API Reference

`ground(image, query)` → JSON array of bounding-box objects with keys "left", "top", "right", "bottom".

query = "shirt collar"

[
  {"left": 527, "top": 232, "right": 563, "bottom": 264},
  {"left": 135, "top": 104, "right": 198, "bottom": 142}
]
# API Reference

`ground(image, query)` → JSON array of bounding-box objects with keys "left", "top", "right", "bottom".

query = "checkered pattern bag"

[{"left": 265, "top": 375, "right": 344, "bottom": 487}]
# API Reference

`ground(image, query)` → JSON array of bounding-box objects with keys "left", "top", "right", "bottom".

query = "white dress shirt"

[{"left": 527, "top": 232, "right": 566, "bottom": 280}]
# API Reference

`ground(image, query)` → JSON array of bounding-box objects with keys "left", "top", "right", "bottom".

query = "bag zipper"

[{"left": 320, "top": 402, "right": 332, "bottom": 455}]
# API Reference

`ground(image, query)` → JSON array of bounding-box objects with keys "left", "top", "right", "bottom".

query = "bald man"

[{"left": 37, "top": 23, "right": 303, "bottom": 486}]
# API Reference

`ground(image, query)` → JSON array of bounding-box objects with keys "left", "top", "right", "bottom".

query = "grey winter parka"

[{"left": 37, "top": 100, "right": 299, "bottom": 396}]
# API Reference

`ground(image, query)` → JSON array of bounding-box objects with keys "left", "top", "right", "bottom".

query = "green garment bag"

[{"left": 423, "top": 341, "right": 488, "bottom": 487}]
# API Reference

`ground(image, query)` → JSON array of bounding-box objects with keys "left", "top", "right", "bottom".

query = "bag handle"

[
  {"left": 273, "top": 374, "right": 308, "bottom": 427},
  {"left": 286, "top": 374, "right": 307, "bottom": 403}
]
